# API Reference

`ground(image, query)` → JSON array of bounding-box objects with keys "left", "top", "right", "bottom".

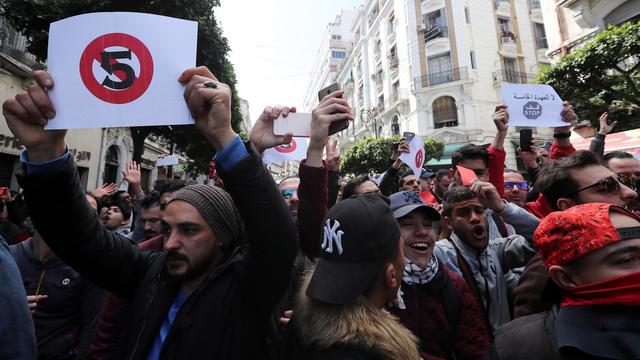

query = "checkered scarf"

[{"left": 403, "top": 256, "right": 438, "bottom": 285}]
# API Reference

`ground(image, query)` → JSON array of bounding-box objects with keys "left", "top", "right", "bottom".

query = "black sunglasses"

[{"left": 571, "top": 175, "right": 621, "bottom": 196}]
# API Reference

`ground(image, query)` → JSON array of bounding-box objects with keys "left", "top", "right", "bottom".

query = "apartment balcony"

[
  {"left": 492, "top": 69, "right": 536, "bottom": 84},
  {"left": 424, "top": 25, "right": 449, "bottom": 43},
  {"left": 0, "top": 17, "right": 46, "bottom": 74},
  {"left": 388, "top": 31, "right": 396, "bottom": 45},
  {"left": 414, "top": 67, "right": 468, "bottom": 90},
  {"left": 389, "top": 58, "right": 399, "bottom": 79},
  {"left": 375, "top": 80, "right": 383, "bottom": 93}
]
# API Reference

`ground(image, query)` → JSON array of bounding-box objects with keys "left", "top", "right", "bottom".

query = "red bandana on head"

[{"left": 561, "top": 271, "right": 640, "bottom": 307}]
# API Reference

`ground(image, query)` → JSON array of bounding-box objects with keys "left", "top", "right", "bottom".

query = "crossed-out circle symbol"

[
  {"left": 79, "top": 33, "right": 154, "bottom": 104},
  {"left": 415, "top": 148, "right": 424, "bottom": 168},
  {"left": 275, "top": 139, "right": 298, "bottom": 153}
]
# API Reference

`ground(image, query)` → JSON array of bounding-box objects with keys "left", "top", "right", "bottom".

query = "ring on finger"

[{"left": 203, "top": 81, "right": 218, "bottom": 89}]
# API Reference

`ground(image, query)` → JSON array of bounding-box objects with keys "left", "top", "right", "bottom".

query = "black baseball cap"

[
  {"left": 389, "top": 191, "right": 441, "bottom": 220},
  {"left": 306, "top": 195, "right": 401, "bottom": 305}
]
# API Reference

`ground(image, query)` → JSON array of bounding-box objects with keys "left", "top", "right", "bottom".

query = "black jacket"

[
  {"left": 19, "top": 143, "right": 297, "bottom": 360},
  {"left": 11, "top": 238, "right": 105, "bottom": 360}
]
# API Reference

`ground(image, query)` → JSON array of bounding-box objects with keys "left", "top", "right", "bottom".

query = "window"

[
  {"left": 391, "top": 116, "right": 400, "bottom": 136},
  {"left": 533, "top": 23, "right": 548, "bottom": 49},
  {"left": 388, "top": 17, "right": 395, "bottom": 34},
  {"left": 433, "top": 96, "right": 458, "bottom": 128},
  {"left": 378, "top": 95, "right": 385, "bottom": 112},
  {"left": 331, "top": 34, "right": 342, "bottom": 40},
  {"left": 529, "top": 0, "right": 541, "bottom": 10},
  {"left": 104, "top": 146, "right": 119, "bottom": 184},
  {"left": 498, "top": 17, "right": 516, "bottom": 43},
  {"left": 391, "top": 81, "right": 400, "bottom": 103},
  {"left": 470, "top": 51, "right": 476, "bottom": 69},
  {"left": 423, "top": 9, "right": 448, "bottom": 42},
  {"left": 141, "top": 168, "right": 151, "bottom": 191},
  {"left": 428, "top": 53, "right": 453, "bottom": 85},
  {"left": 503, "top": 57, "right": 520, "bottom": 83},
  {"left": 465, "top": 7, "right": 471, "bottom": 23},
  {"left": 331, "top": 50, "right": 346, "bottom": 59}
]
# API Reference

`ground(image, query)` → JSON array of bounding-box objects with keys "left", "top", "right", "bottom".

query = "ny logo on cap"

[
  {"left": 403, "top": 191, "right": 422, "bottom": 204},
  {"left": 322, "top": 219, "right": 344, "bottom": 255}
]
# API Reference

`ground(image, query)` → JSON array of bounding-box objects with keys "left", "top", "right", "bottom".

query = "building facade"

[
  {"left": 302, "top": 10, "right": 357, "bottom": 110},
  {"left": 323, "top": 0, "right": 555, "bottom": 169},
  {"left": 540, "top": 0, "right": 640, "bottom": 61}
]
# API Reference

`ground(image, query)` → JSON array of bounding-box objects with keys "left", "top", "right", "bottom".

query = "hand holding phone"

[
  {"left": 519, "top": 129, "right": 533, "bottom": 152},
  {"left": 403, "top": 132, "right": 416, "bottom": 143},
  {"left": 318, "top": 83, "right": 350, "bottom": 135}
]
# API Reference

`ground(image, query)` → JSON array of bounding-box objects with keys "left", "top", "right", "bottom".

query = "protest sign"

[
  {"left": 262, "top": 137, "right": 310, "bottom": 164},
  {"left": 500, "top": 84, "right": 566, "bottom": 127},
  {"left": 46, "top": 12, "right": 197, "bottom": 129},
  {"left": 399, "top": 135, "right": 425, "bottom": 180},
  {"left": 456, "top": 165, "right": 478, "bottom": 186},
  {"left": 156, "top": 154, "right": 179, "bottom": 167}
]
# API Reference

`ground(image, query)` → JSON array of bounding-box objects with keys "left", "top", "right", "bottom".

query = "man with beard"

[
  {"left": 138, "top": 192, "right": 163, "bottom": 241},
  {"left": 434, "top": 184, "right": 540, "bottom": 333},
  {"left": 4, "top": 68, "right": 297, "bottom": 359},
  {"left": 389, "top": 191, "right": 491, "bottom": 359}
]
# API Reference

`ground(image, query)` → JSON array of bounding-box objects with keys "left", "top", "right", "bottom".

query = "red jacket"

[{"left": 392, "top": 265, "right": 491, "bottom": 360}]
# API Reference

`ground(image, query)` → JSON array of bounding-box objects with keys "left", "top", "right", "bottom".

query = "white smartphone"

[{"left": 273, "top": 112, "right": 313, "bottom": 137}]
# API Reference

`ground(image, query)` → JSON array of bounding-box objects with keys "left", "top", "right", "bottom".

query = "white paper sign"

[
  {"left": 500, "top": 84, "right": 565, "bottom": 127},
  {"left": 262, "top": 137, "right": 309, "bottom": 164},
  {"left": 399, "top": 135, "right": 424, "bottom": 179},
  {"left": 46, "top": 12, "right": 198, "bottom": 129},
  {"left": 156, "top": 154, "right": 179, "bottom": 166}
]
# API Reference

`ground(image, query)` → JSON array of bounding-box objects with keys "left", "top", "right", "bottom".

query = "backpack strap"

[
  {"left": 440, "top": 268, "right": 461, "bottom": 358},
  {"left": 491, "top": 211, "right": 509, "bottom": 238},
  {"left": 452, "top": 243, "right": 494, "bottom": 339}
]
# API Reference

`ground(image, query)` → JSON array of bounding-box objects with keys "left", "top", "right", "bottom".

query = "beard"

[{"left": 164, "top": 250, "right": 216, "bottom": 284}]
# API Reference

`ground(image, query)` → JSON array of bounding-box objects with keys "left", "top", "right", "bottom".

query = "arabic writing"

[{"left": 513, "top": 93, "right": 556, "bottom": 101}]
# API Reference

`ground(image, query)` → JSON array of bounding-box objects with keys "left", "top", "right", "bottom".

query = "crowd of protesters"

[{"left": 1, "top": 64, "right": 639, "bottom": 360}]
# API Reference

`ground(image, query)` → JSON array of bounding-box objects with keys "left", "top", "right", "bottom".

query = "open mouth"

[
  {"left": 472, "top": 225, "right": 485, "bottom": 237},
  {"left": 408, "top": 241, "right": 432, "bottom": 254}
]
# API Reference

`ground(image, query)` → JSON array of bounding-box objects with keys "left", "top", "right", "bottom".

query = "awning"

[{"left": 572, "top": 129, "right": 640, "bottom": 155}]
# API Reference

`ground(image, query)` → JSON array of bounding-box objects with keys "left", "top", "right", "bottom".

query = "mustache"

[{"left": 166, "top": 251, "right": 189, "bottom": 262}]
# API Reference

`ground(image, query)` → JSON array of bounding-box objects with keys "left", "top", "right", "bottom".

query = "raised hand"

[
  {"left": 307, "top": 91, "right": 353, "bottom": 167},
  {"left": 492, "top": 104, "right": 509, "bottom": 133},
  {"left": 93, "top": 183, "right": 118, "bottom": 200},
  {"left": 122, "top": 160, "right": 144, "bottom": 197},
  {"left": 122, "top": 160, "right": 141, "bottom": 187},
  {"left": 325, "top": 139, "right": 341, "bottom": 172},
  {"left": 469, "top": 180, "right": 505, "bottom": 213},
  {"left": 249, "top": 105, "right": 296, "bottom": 154},
  {"left": 2, "top": 71, "right": 66, "bottom": 163},
  {"left": 598, "top": 112, "right": 617, "bottom": 135},
  {"left": 517, "top": 145, "right": 539, "bottom": 170},
  {"left": 179, "top": 67, "right": 236, "bottom": 151}
]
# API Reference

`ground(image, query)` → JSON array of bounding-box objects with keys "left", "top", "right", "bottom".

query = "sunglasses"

[
  {"left": 616, "top": 173, "right": 638, "bottom": 191},
  {"left": 571, "top": 175, "right": 621, "bottom": 196},
  {"left": 504, "top": 181, "right": 529, "bottom": 190},
  {"left": 280, "top": 188, "right": 297, "bottom": 200}
]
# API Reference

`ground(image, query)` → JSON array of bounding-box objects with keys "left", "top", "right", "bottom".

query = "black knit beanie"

[{"left": 168, "top": 184, "right": 245, "bottom": 249}]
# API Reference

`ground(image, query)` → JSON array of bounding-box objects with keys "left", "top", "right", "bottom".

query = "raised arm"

[
  {"left": 489, "top": 104, "right": 508, "bottom": 198},
  {"left": 179, "top": 67, "right": 299, "bottom": 310},
  {"left": 297, "top": 91, "right": 352, "bottom": 259},
  {"left": 4, "top": 71, "right": 158, "bottom": 299}
]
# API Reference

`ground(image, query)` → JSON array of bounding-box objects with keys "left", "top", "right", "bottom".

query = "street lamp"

[{"left": 360, "top": 109, "right": 379, "bottom": 138}]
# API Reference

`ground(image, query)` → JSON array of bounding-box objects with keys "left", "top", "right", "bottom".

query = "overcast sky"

[{"left": 217, "top": 0, "right": 363, "bottom": 125}]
